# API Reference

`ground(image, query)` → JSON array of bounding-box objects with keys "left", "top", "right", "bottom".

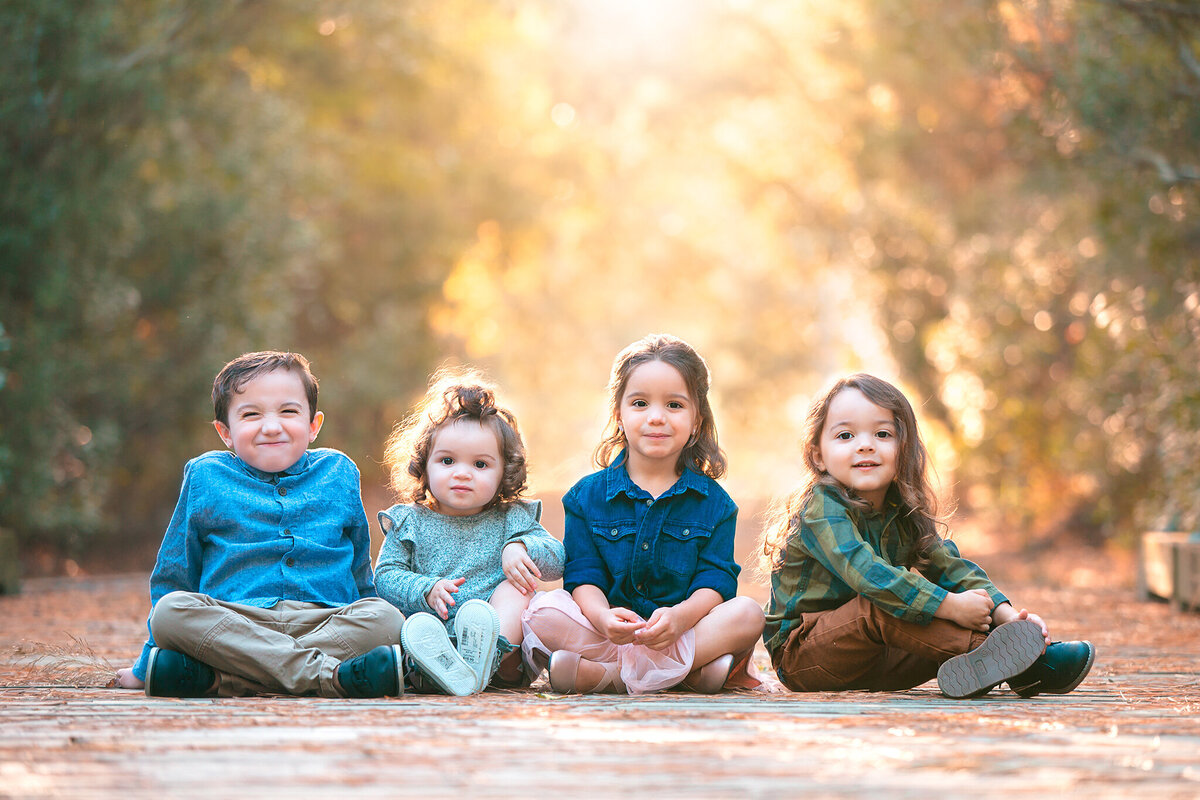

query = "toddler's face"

[
  {"left": 618, "top": 359, "right": 698, "bottom": 472},
  {"left": 426, "top": 419, "right": 503, "bottom": 516},
  {"left": 213, "top": 368, "right": 323, "bottom": 474},
  {"left": 814, "top": 387, "right": 898, "bottom": 510}
]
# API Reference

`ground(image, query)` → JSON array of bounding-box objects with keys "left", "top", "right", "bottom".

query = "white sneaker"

[
  {"left": 400, "top": 612, "right": 477, "bottom": 696},
  {"left": 453, "top": 599, "right": 501, "bottom": 693}
]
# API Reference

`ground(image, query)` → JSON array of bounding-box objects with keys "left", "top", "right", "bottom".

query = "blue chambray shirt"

[
  {"left": 562, "top": 453, "right": 740, "bottom": 619},
  {"left": 130, "top": 448, "right": 375, "bottom": 680}
]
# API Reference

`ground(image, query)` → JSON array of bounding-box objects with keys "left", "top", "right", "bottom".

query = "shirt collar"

[
  {"left": 238, "top": 449, "right": 311, "bottom": 482},
  {"left": 604, "top": 449, "right": 711, "bottom": 501}
]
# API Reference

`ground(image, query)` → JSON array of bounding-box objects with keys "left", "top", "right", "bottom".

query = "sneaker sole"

[
  {"left": 400, "top": 613, "right": 477, "bottom": 696},
  {"left": 144, "top": 646, "right": 163, "bottom": 698},
  {"left": 937, "top": 619, "right": 1046, "bottom": 699},
  {"left": 453, "top": 599, "right": 500, "bottom": 693}
]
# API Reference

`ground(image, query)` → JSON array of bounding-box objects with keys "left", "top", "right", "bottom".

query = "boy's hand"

[
  {"left": 937, "top": 588, "right": 994, "bottom": 631},
  {"left": 115, "top": 667, "right": 145, "bottom": 690},
  {"left": 598, "top": 607, "right": 645, "bottom": 645},
  {"left": 634, "top": 605, "right": 686, "bottom": 651},
  {"left": 502, "top": 542, "right": 541, "bottom": 595},
  {"left": 994, "top": 604, "right": 1052, "bottom": 644},
  {"left": 426, "top": 577, "right": 466, "bottom": 620}
]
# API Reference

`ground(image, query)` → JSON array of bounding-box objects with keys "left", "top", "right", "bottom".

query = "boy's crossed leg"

[{"left": 149, "top": 591, "right": 403, "bottom": 697}]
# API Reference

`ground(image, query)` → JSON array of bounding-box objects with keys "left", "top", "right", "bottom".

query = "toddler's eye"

[
  {"left": 631, "top": 399, "right": 648, "bottom": 408},
  {"left": 440, "top": 457, "right": 454, "bottom": 465},
  {"left": 281, "top": 408, "right": 299, "bottom": 416},
  {"left": 836, "top": 431, "right": 853, "bottom": 440},
  {"left": 474, "top": 460, "right": 489, "bottom": 469}
]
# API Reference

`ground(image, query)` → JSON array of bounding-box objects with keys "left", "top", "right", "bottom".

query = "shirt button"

[
  {"left": 642, "top": 543, "right": 649, "bottom": 550},
  {"left": 278, "top": 486, "right": 288, "bottom": 496},
  {"left": 285, "top": 557, "right": 295, "bottom": 567},
  {"left": 645, "top": 499, "right": 652, "bottom": 506},
  {"left": 283, "top": 529, "right": 291, "bottom": 537},
  {"left": 611, "top": 529, "right": 618, "bottom": 536},
  {"left": 682, "top": 529, "right": 690, "bottom": 536}
]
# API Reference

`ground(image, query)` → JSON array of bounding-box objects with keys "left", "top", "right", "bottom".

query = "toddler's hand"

[
  {"left": 502, "top": 542, "right": 541, "bottom": 595},
  {"left": 942, "top": 588, "right": 994, "bottom": 631},
  {"left": 600, "top": 607, "right": 645, "bottom": 645},
  {"left": 115, "top": 667, "right": 145, "bottom": 690},
  {"left": 426, "top": 577, "right": 466, "bottom": 620},
  {"left": 634, "top": 606, "right": 686, "bottom": 651}
]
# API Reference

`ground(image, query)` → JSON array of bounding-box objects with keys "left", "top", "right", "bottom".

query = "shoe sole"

[
  {"left": 937, "top": 619, "right": 1046, "bottom": 699},
  {"left": 453, "top": 599, "right": 500, "bottom": 693},
  {"left": 1012, "top": 641, "right": 1095, "bottom": 697},
  {"left": 144, "top": 646, "right": 163, "bottom": 698},
  {"left": 400, "top": 613, "right": 477, "bottom": 696},
  {"left": 386, "top": 644, "right": 406, "bottom": 697}
]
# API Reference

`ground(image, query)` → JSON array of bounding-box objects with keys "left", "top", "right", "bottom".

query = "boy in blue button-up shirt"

[{"left": 116, "top": 352, "right": 405, "bottom": 698}]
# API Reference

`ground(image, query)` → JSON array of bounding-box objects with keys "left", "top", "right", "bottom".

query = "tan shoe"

[
  {"left": 548, "top": 651, "right": 625, "bottom": 694},
  {"left": 681, "top": 653, "right": 734, "bottom": 694}
]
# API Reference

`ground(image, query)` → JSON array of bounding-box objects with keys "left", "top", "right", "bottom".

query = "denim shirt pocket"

[
  {"left": 591, "top": 524, "right": 637, "bottom": 581},
  {"left": 659, "top": 522, "right": 714, "bottom": 578}
]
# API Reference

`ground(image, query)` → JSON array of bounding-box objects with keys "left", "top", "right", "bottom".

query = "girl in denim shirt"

[{"left": 522, "top": 334, "right": 765, "bottom": 694}]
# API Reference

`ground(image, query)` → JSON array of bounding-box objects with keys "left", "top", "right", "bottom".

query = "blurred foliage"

[{"left": 2, "top": 0, "right": 1196, "bottom": 568}]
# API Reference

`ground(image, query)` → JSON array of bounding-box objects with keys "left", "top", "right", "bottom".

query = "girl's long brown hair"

[
  {"left": 760, "top": 374, "right": 946, "bottom": 572},
  {"left": 594, "top": 333, "right": 727, "bottom": 480}
]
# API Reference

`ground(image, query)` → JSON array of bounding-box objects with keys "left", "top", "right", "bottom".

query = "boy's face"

[{"left": 213, "top": 368, "right": 324, "bottom": 474}]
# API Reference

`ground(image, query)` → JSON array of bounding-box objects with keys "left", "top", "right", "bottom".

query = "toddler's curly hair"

[{"left": 383, "top": 368, "right": 528, "bottom": 511}]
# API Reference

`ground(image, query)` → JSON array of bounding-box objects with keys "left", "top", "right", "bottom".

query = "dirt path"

[{"left": 2, "top": 552, "right": 1198, "bottom": 798}]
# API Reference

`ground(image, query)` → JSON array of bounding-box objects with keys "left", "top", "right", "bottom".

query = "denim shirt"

[
  {"left": 131, "top": 448, "right": 375, "bottom": 680},
  {"left": 562, "top": 454, "right": 740, "bottom": 619}
]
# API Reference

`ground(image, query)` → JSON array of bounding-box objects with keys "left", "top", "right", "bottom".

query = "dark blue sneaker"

[
  {"left": 145, "top": 647, "right": 216, "bottom": 698},
  {"left": 1007, "top": 641, "right": 1095, "bottom": 698},
  {"left": 337, "top": 644, "right": 404, "bottom": 698}
]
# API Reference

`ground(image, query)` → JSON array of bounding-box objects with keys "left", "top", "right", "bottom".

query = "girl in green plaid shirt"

[{"left": 761, "top": 374, "right": 1094, "bottom": 698}]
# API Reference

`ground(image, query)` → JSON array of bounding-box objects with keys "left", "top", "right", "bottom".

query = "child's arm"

[
  {"left": 561, "top": 491, "right": 643, "bottom": 644},
  {"left": 501, "top": 500, "right": 565, "bottom": 594},
  {"left": 373, "top": 506, "right": 443, "bottom": 617}
]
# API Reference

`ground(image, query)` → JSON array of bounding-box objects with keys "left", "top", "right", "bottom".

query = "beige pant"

[{"left": 149, "top": 591, "right": 404, "bottom": 697}]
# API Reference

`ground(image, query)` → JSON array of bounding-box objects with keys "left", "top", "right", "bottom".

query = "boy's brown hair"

[{"left": 212, "top": 351, "right": 319, "bottom": 425}]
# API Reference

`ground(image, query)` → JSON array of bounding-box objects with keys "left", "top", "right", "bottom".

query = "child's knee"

[
  {"left": 354, "top": 598, "right": 405, "bottom": 633},
  {"left": 727, "top": 595, "right": 766, "bottom": 632},
  {"left": 148, "top": 590, "right": 204, "bottom": 644}
]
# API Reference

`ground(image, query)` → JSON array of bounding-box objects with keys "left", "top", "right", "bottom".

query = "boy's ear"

[
  {"left": 308, "top": 410, "right": 324, "bottom": 443},
  {"left": 213, "top": 419, "right": 234, "bottom": 449}
]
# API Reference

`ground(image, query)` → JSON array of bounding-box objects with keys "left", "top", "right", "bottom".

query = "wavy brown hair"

[
  {"left": 594, "top": 333, "right": 727, "bottom": 479},
  {"left": 760, "top": 374, "right": 946, "bottom": 572},
  {"left": 213, "top": 351, "right": 318, "bottom": 425},
  {"left": 383, "top": 368, "right": 528, "bottom": 511}
]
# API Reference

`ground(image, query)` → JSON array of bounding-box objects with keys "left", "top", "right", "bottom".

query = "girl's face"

[
  {"left": 813, "top": 387, "right": 899, "bottom": 510},
  {"left": 618, "top": 359, "right": 698, "bottom": 472},
  {"left": 426, "top": 419, "right": 503, "bottom": 516}
]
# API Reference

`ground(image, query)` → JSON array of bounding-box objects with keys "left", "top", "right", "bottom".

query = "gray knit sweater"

[{"left": 373, "top": 500, "right": 565, "bottom": 619}]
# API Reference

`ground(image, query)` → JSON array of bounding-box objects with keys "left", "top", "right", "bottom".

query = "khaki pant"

[
  {"left": 774, "top": 594, "right": 987, "bottom": 692},
  {"left": 149, "top": 592, "right": 404, "bottom": 697}
]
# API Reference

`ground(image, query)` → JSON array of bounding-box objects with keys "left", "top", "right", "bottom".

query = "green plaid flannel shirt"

[{"left": 763, "top": 485, "right": 1007, "bottom": 657}]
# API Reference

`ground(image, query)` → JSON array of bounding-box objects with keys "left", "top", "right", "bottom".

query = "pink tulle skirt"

[{"left": 521, "top": 588, "right": 696, "bottom": 695}]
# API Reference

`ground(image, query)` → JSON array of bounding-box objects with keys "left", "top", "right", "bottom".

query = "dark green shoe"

[
  {"left": 145, "top": 647, "right": 216, "bottom": 698},
  {"left": 337, "top": 644, "right": 404, "bottom": 698},
  {"left": 1007, "top": 641, "right": 1095, "bottom": 698}
]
